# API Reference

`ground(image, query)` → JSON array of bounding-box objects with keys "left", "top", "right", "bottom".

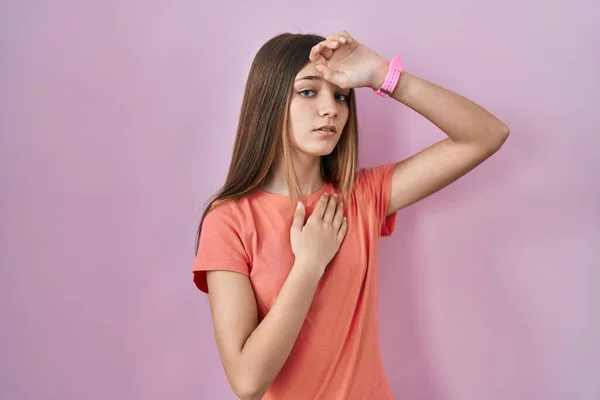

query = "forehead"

[
  {"left": 296, "top": 62, "right": 320, "bottom": 76},
  {"left": 294, "top": 62, "right": 345, "bottom": 91}
]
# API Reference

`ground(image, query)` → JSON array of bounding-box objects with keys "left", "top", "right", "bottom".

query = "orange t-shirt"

[{"left": 193, "top": 162, "right": 397, "bottom": 399}]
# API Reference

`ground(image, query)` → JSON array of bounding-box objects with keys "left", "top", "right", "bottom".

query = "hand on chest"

[{"left": 248, "top": 214, "right": 369, "bottom": 314}]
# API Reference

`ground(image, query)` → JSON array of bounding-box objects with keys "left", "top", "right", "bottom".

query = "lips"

[{"left": 314, "top": 125, "right": 337, "bottom": 133}]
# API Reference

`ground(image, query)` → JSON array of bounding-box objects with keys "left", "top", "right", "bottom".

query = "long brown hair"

[{"left": 195, "top": 32, "right": 360, "bottom": 254}]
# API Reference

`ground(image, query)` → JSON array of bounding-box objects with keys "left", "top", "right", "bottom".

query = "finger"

[
  {"left": 309, "top": 41, "right": 331, "bottom": 62},
  {"left": 332, "top": 201, "right": 344, "bottom": 230},
  {"left": 329, "top": 34, "right": 350, "bottom": 45},
  {"left": 315, "top": 64, "right": 333, "bottom": 81},
  {"left": 309, "top": 42, "right": 322, "bottom": 62},
  {"left": 315, "top": 64, "right": 345, "bottom": 87},
  {"left": 324, "top": 39, "right": 343, "bottom": 50},
  {"left": 337, "top": 217, "right": 348, "bottom": 242},
  {"left": 337, "top": 31, "right": 353, "bottom": 43},
  {"left": 322, "top": 194, "right": 338, "bottom": 223},
  {"left": 311, "top": 39, "right": 341, "bottom": 62},
  {"left": 325, "top": 32, "right": 352, "bottom": 47},
  {"left": 291, "top": 201, "right": 305, "bottom": 235},
  {"left": 311, "top": 193, "right": 330, "bottom": 220}
]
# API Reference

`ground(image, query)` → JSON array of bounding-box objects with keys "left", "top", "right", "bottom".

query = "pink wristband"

[{"left": 374, "top": 55, "right": 403, "bottom": 98}]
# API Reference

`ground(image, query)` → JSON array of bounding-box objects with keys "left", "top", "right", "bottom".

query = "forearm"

[
  {"left": 238, "top": 260, "right": 321, "bottom": 398},
  {"left": 373, "top": 63, "right": 509, "bottom": 147}
]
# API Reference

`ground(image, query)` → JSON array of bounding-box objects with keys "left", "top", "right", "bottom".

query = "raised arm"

[{"left": 374, "top": 70, "right": 510, "bottom": 215}]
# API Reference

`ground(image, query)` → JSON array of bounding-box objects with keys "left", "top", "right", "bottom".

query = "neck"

[{"left": 261, "top": 153, "right": 324, "bottom": 196}]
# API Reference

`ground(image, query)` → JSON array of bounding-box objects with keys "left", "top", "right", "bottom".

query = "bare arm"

[
  {"left": 206, "top": 193, "right": 347, "bottom": 399},
  {"left": 207, "top": 263, "right": 320, "bottom": 399},
  {"left": 308, "top": 32, "right": 509, "bottom": 216},
  {"left": 372, "top": 69, "right": 510, "bottom": 215}
]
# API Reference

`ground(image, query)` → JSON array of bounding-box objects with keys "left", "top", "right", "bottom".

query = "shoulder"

[
  {"left": 203, "top": 198, "right": 244, "bottom": 230},
  {"left": 353, "top": 162, "right": 397, "bottom": 192},
  {"left": 203, "top": 193, "right": 263, "bottom": 232}
]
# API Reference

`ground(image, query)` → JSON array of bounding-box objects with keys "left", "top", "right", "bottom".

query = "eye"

[
  {"left": 335, "top": 93, "right": 349, "bottom": 102},
  {"left": 298, "top": 90, "right": 349, "bottom": 102},
  {"left": 299, "top": 89, "right": 315, "bottom": 97}
]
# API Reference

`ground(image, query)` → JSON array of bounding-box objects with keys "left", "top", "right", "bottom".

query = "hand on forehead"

[{"left": 295, "top": 63, "right": 347, "bottom": 92}]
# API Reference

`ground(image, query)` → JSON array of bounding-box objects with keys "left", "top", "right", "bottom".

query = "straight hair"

[{"left": 195, "top": 32, "right": 360, "bottom": 254}]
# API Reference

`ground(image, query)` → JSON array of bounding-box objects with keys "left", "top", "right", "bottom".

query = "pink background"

[{"left": 1, "top": 1, "right": 598, "bottom": 399}]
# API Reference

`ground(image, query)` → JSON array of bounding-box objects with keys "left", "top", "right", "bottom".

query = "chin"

[
  {"left": 307, "top": 139, "right": 340, "bottom": 155},
  {"left": 302, "top": 144, "right": 337, "bottom": 157}
]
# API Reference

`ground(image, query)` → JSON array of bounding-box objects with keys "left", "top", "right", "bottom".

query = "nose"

[{"left": 318, "top": 97, "right": 338, "bottom": 118}]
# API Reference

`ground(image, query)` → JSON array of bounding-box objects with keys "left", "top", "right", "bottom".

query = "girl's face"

[{"left": 287, "top": 63, "right": 351, "bottom": 157}]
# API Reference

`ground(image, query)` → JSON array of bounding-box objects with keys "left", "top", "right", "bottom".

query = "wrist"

[
  {"left": 370, "top": 58, "right": 390, "bottom": 90},
  {"left": 293, "top": 257, "right": 325, "bottom": 279}
]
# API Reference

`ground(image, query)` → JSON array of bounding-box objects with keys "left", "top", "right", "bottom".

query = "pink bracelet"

[{"left": 374, "top": 55, "right": 403, "bottom": 98}]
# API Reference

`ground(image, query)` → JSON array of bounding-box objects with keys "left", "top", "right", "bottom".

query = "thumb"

[
  {"left": 316, "top": 65, "right": 345, "bottom": 88},
  {"left": 315, "top": 64, "right": 334, "bottom": 82},
  {"left": 291, "top": 201, "right": 305, "bottom": 234}
]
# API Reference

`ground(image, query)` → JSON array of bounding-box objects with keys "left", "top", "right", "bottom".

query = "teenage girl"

[{"left": 193, "top": 30, "right": 509, "bottom": 400}]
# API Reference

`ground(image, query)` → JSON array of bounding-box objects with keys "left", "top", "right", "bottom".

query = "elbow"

[
  {"left": 235, "top": 387, "right": 265, "bottom": 400},
  {"left": 233, "top": 376, "right": 268, "bottom": 400},
  {"left": 233, "top": 384, "right": 256, "bottom": 400},
  {"left": 236, "top": 391, "right": 261, "bottom": 400},
  {"left": 488, "top": 123, "right": 510, "bottom": 152},
  {"left": 226, "top": 350, "right": 271, "bottom": 399},
  {"left": 499, "top": 124, "right": 510, "bottom": 141}
]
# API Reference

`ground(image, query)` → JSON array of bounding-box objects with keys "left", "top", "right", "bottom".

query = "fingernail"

[{"left": 297, "top": 201, "right": 303, "bottom": 209}]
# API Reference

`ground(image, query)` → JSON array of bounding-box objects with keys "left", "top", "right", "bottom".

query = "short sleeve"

[
  {"left": 356, "top": 162, "right": 397, "bottom": 237},
  {"left": 192, "top": 202, "right": 250, "bottom": 293}
]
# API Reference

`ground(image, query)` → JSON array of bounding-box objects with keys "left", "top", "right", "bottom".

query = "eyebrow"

[
  {"left": 294, "top": 75, "right": 350, "bottom": 93},
  {"left": 295, "top": 75, "right": 323, "bottom": 82}
]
